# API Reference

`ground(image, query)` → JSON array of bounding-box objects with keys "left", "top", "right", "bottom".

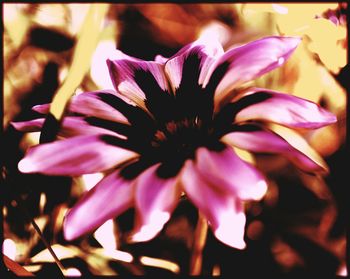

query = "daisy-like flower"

[{"left": 13, "top": 36, "right": 336, "bottom": 249}]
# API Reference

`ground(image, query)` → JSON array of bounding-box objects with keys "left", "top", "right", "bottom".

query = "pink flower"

[{"left": 13, "top": 36, "right": 336, "bottom": 249}]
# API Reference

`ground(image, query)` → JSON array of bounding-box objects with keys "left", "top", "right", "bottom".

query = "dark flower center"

[
  {"left": 152, "top": 118, "right": 206, "bottom": 158},
  {"left": 97, "top": 54, "right": 233, "bottom": 179},
  {"left": 93, "top": 88, "right": 273, "bottom": 179}
]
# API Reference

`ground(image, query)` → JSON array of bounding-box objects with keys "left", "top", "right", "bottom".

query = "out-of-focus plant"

[{"left": 237, "top": 3, "right": 347, "bottom": 159}]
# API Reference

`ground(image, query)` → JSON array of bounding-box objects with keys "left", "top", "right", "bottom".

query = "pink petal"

[
  {"left": 32, "top": 104, "right": 50, "bottom": 114},
  {"left": 107, "top": 52, "right": 170, "bottom": 110},
  {"left": 64, "top": 170, "right": 134, "bottom": 241},
  {"left": 69, "top": 91, "right": 130, "bottom": 124},
  {"left": 11, "top": 117, "right": 121, "bottom": 138},
  {"left": 131, "top": 164, "right": 181, "bottom": 242},
  {"left": 221, "top": 126, "right": 328, "bottom": 173},
  {"left": 11, "top": 118, "right": 45, "bottom": 132},
  {"left": 181, "top": 160, "right": 246, "bottom": 249},
  {"left": 235, "top": 88, "right": 337, "bottom": 128},
  {"left": 165, "top": 38, "right": 224, "bottom": 92},
  {"left": 58, "top": 117, "right": 124, "bottom": 138},
  {"left": 195, "top": 147, "right": 267, "bottom": 201},
  {"left": 18, "top": 135, "right": 138, "bottom": 176},
  {"left": 33, "top": 90, "right": 132, "bottom": 124},
  {"left": 154, "top": 54, "right": 169, "bottom": 64},
  {"left": 203, "top": 36, "right": 301, "bottom": 109}
]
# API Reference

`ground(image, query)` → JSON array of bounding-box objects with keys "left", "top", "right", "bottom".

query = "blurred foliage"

[{"left": 2, "top": 3, "right": 348, "bottom": 276}]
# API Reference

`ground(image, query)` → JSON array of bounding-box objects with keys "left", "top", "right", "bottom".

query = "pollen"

[{"left": 151, "top": 130, "right": 167, "bottom": 147}]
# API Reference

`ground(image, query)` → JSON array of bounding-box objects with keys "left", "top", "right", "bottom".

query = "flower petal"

[
  {"left": 12, "top": 117, "right": 122, "bottom": 138},
  {"left": 11, "top": 118, "right": 45, "bottom": 133},
  {"left": 221, "top": 124, "right": 328, "bottom": 173},
  {"left": 234, "top": 88, "right": 337, "bottom": 128},
  {"left": 18, "top": 135, "right": 138, "bottom": 176},
  {"left": 154, "top": 54, "right": 168, "bottom": 64},
  {"left": 59, "top": 117, "right": 125, "bottom": 138},
  {"left": 164, "top": 39, "right": 224, "bottom": 121},
  {"left": 33, "top": 91, "right": 155, "bottom": 138},
  {"left": 32, "top": 103, "right": 50, "bottom": 114},
  {"left": 165, "top": 38, "right": 224, "bottom": 92},
  {"left": 182, "top": 160, "right": 246, "bottom": 249},
  {"left": 69, "top": 91, "right": 131, "bottom": 124},
  {"left": 107, "top": 51, "right": 170, "bottom": 113},
  {"left": 131, "top": 164, "right": 180, "bottom": 242},
  {"left": 203, "top": 36, "right": 301, "bottom": 109},
  {"left": 33, "top": 90, "right": 136, "bottom": 125},
  {"left": 195, "top": 147, "right": 267, "bottom": 201},
  {"left": 64, "top": 170, "right": 134, "bottom": 241}
]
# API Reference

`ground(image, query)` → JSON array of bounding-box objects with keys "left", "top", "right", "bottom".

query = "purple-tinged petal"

[
  {"left": 203, "top": 36, "right": 301, "bottom": 109},
  {"left": 18, "top": 135, "right": 138, "bottom": 176},
  {"left": 69, "top": 91, "right": 130, "bottom": 124},
  {"left": 165, "top": 38, "right": 224, "bottom": 92},
  {"left": 11, "top": 118, "right": 45, "bottom": 133},
  {"left": 64, "top": 170, "right": 134, "bottom": 241},
  {"left": 12, "top": 117, "right": 122, "bottom": 138},
  {"left": 195, "top": 147, "right": 267, "bottom": 201},
  {"left": 221, "top": 124, "right": 328, "bottom": 173},
  {"left": 57, "top": 117, "right": 125, "bottom": 138},
  {"left": 182, "top": 160, "right": 246, "bottom": 249},
  {"left": 32, "top": 104, "right": 50, "bottom": 114},
  {"left": 33, "top": 90, "right": 133, "bottom": 125},
  {"left": 107, "top": 51, "right": 170, "bottom": 111},
  {"left": 131, "top": 164, "right": 181, "bottom": 242},
  {"left": 154, "top": 54, "right": 168, "bottom": 64},
  {"left": 234, "top": 88, "right": 337, "bottom": 128}
]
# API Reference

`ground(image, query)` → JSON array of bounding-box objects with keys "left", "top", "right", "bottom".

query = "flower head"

[{"left": 13, "top": 36, "right": 336, "bottom": 249}]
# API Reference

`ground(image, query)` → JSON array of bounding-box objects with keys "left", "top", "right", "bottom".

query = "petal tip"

[
  {"left": 32, "top": 104, "right": 49, "bottom": 114},
  {"left": 283, "top": 36, "right": 302, "bottom": 48},
  {"left": 249, "top": 180, "right": 268, "bottom": 201},
  {"left": 130, "top": 211, "right": 170, "bottom": 243},
  {"left": 10, "top": 121, "right": 21, "bottom": 130},
  {"left": 129, "top": 225, "right": 160, "bottom": 243},
  {"left": 214, "top": 227, "right": 247, "bottom": 250},
  {"left": 63, "top": 228, "right": 75, "bottom": 242},
  {"left": 63, "top": 227, "right": 77, "bottom": 242},
  {"left": 213, "top": 212, "right": 247, "bottom": 249},
  {"left": 327, "top": 113, "right": 337, "bottom": 124},
  {"left": 63, "top": 213, "right": 80, "bottom": 241},
  {"left": 18, "top": 158, "right": 35, "bottom": 173}
]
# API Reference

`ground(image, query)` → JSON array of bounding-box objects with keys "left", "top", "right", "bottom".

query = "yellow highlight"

[
  {"left": 97, "top": 248, "right": 134, "bottom": 263},
  {"left": 50, "top": 4, "right": 110, "bottom": 120},
  {"left": 30, "top": 244, "right": 81, "bottom": 263},
  {"left": 140, "top": 256, "right": 180, "bottom": 273},
  {"left": 30, "top": 244, "right": 133, "bottom": 264},
  {"left": 287, "top": 45, "right": 346, "bottom": 113},
  {"left": 233, "top": 147, "right": 256, "bottom": 165},
  {"left": 268, "top": 123, "right": 328, "bottom": 173},
  {"left": 243, "top": 3, "right": 338, "bottom": 18},
  {"left": 39, "top": 193, "right": 46, "bottom": 214},
  {"left": 212, "top": 264, "right": 221, "bottom": 276},
  {"left": 3, "top": 4, "right": 30, "bottom": 48},
  {"left": 240, "top": 3, "right": 347, "bottom": 75}
]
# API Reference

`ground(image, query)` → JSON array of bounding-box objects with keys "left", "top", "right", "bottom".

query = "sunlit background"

[{"left": 2, "top": 3, "right": 348, "bottom": 276}]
